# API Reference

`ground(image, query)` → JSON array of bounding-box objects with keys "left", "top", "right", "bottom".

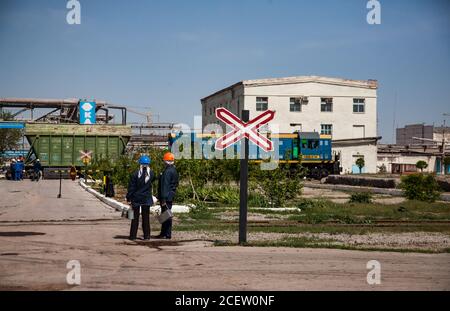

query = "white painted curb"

[{"left": 79, "top": 179, "right": 192, "bottom": 213}]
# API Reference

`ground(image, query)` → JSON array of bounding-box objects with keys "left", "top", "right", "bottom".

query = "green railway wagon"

[{"left": 24, "top": 123, "right": 131, "bottom": 170}]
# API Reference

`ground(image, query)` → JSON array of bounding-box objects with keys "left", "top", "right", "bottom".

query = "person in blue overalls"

[
  {"left": 15, "top": 158, "right": 24, "bottom": 181},
  {"left": 126, "top": 155, "right": 155, "bottom": 241}
]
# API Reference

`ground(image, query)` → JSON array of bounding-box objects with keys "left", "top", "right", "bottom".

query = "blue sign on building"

[
  {"left": 0, "top": 122, "right": 25, "bottom": 129},
  {"left": 79, "top": 101, "right": 96, "bottom": 125}
]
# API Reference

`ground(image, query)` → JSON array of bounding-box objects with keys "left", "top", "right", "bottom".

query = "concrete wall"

[
  {"left": 396, "top": 124, "right": 434, "bottom": 145},
  {"left": 334, "top": 143, "right": 378, "bottom": 174},
  {"left": 377, "top": 154, "right": 437, "bottom": 173},
  {"left": 201, "top": 85, "right": 244, "bottom": 129}
]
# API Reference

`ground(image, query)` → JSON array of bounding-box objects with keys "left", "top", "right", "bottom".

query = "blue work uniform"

[
  {"left": 126, "top": 167, "right": 155, "bottom": 240},
  {"left": 157, "top": 164, "right": 179, "bottom": 239}
]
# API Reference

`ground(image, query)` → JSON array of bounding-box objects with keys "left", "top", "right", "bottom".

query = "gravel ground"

[{"left": 178, "top": 230, "right": 450, "bottom": 252}]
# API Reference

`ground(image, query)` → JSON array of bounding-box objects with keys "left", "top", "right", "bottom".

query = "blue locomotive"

[{"left": 168, "top": 131, "right": 341, "bottom": 179}]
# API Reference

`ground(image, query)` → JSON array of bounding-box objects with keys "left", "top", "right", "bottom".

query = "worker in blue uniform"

[
  {"left": 156, "top": 152, "right": 179, "bottom": 240},
  {"left": 33, "top": 159, "right": 42, "bottom": 181},
  {"left": 10, "top": 159, "right": 16, "bottom": 181},
  {"left": 126, "top": 155, "right": 155, "bottom": 241},
  {"left": 15, "top": 158, "right": 24, "bottom": 181}
]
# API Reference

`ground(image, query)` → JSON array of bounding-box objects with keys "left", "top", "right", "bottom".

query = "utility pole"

[{"left": 442, "top": 113, "right": 450, "bottom": 174}]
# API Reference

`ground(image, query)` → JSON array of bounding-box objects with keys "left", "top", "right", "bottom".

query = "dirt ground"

[{"left": 0, "top": 180, "right": 449, "bottom": 290}]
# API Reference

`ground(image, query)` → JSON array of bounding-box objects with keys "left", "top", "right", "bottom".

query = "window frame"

[
  {"left": 289, "top": 97, "right": 302, "bottom": 112},
  {"left": 353, "top": 98, "right": 365, "bottom": 113},
  {"left": 256, "top": 97, "right": 268, "bottom": 112},
  {"left": 321, "top": 124, "right": 333, "bottom": 135},
  {"left": 321, "top": 98, "right": 333, "bottom": 112}
]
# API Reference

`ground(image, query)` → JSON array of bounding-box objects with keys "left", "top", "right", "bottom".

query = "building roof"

[{"left": 202, "top": 76, "right": 378, "bottom": 101}]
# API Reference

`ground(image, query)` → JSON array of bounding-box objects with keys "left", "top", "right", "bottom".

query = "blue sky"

[{"left": 0, "top": 0, "right": 449, "bottom": 143}]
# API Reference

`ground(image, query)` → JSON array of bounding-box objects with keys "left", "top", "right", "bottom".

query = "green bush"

[
  {"left": 248, "top": 192, "right": 269, "bottom": 207},
  {"left": 296, "top": 199, "right": 330, "bottom": 210},
  {"left": 349, "top": 192, "right": 373, "bottom": 204},
  {"left": 250, "top": 163, "right": 306, "bottom": 208},
  {"left": 188, "top": 201, "right": 214, "bottom": 220},
  {"left": 399, "top": 174, "right": 441, "bottom": 202}
]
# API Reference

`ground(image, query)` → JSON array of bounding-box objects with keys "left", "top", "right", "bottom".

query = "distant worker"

[
  {"left": 10, "top": 159, "right": 16, "bottom": 181},
  {"left": 126, "top": 155, "right": 155, "bottom": 241},
  {"left": 33, "top": 159, "right": 42, "bottom": 182},
  {"left": 156, "top": 152, "right": 179, "bottom": 240},
  {"left": 15, "top": 158, "right": 24, "bottom": 181}
]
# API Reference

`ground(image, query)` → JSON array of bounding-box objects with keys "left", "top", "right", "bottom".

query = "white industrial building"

[{"left": 201, "top": 76, "right": 380, "bottom": 174}]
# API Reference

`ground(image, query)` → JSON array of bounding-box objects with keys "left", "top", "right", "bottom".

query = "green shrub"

[
  {"left": 399, "top": 174, "right": 441, "bottom": 202},
  {"left": 296, "top": 199, "right": 330, "bottom": 210},
  {"left": 188, "top": 201, "right": 214, "bottom": 220},
  {"left": 349, "top": 192, "right": 373, "bottom": 204},
  {"left": 248, "top": 192, "right": 269, "bottom": 207},
  {"left": 250, "top": 163, "right": 306, "bottom": 208}
]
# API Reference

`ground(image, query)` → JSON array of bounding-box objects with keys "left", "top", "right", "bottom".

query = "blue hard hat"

[{"left": 139, "top": 155, "right": 151, "bottom": 165}]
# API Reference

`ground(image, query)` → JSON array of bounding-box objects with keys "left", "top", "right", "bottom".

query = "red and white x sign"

[
  {"left": 79, "top": 150, "right": 92, "bottom": 160},
  {"left": 215, "top": 108, "right": 275, "bottom": 152}
]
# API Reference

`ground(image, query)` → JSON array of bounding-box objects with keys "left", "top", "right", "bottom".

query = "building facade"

[
  {"left": 396, "top": 124, "right": 450, "bottom": 146},
  {"left": 377, "top": 144, "right": 450, "bottom": 175},
  {"left": 201, "top": 76, "right": 379, "bottom": 174}
]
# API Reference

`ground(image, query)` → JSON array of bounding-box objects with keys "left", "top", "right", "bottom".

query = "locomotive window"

[
  {"left": 308, "top": 140, "right": 319, "bottom": 149},
  {"left": 301, "top": 139, "right": 308, "bottom": 148}
]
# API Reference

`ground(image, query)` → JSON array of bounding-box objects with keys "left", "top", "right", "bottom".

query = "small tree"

[
  {"left": 444, "top": 157, "right": 450, "bottom": 175},
  {"left": 0, "top": 111, "right": 23, "bottom": 154},
  {"left": 399, "top": 173, "right": 441, "bottom": 202},
  {"left": 416, "top": 160, "right": 428, "bottom": 172},
  {"left": 355, "top": 157, "right": 365, "bottom": 174},
  {"left": 377, "top": 164, "right": 387, "bottom": 174},
  {"left": 250, "top": 163, "right": 306, "bottom": 208}
]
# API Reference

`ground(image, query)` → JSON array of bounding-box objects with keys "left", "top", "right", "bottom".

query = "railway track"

[{"left": 219, "top": 219, "right": 450, "bottom": 226}]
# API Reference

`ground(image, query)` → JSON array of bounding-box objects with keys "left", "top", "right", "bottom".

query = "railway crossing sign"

[
  {"left": 215, "top": 109, "right": 277, "bottom": 245},
  {"left": 215, "top": 108, "right": 275, "bottom": 152},
  {"left": 79, "top": 150, "right": 92, "bottom": 165}
]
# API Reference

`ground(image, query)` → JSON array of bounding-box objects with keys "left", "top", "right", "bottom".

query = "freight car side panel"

[
  {"left": 97, "top": 137, "right": 108, "bottom": 159},
  {"left": 50, "top": 137, "right": 62, "bottom": 166},
  {"left": 62, "top": 137, "right": 74, "bottom": 166},
  {"left": 74, "top": 137, "right": 85, "bottom": 166},
  {"left": 109, "top": 137, "right": 119, "bottom": 160},
  {"left": 38, "top": 137, "right": 50, "bottom": 166}
]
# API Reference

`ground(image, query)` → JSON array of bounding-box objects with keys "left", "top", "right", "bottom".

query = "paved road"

[{"left": 0, "top": 180, "right": 449, "bottom": 290}]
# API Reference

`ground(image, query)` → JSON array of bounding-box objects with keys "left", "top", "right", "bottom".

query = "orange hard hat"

[{"left": 163, "top": 152, "right": 175, "bottom": 161}]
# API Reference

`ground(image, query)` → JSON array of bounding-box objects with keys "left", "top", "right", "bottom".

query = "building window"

[
  {"left": 321, "top": 98, "right": 333, "bottom": 112},
  {"left": 209, "top": 108, "right": 212, "bottom": 115},
  {"left": 290, "top": 98, "right": 301, "bottom": 112},
  {"left": 256, "top": 97, "right": 268, "bottom": 111},
  {"left": 321, "top": 124, "right": 333, "bottom": 135},
  {"left": 353, "top": 98, "right": 365, "bottom": 113}
]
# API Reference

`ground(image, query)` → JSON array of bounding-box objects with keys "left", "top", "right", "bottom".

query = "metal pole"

[
  {"left": 239, "top": 110, "right": 250, "bottom": 245},
  {"left": 57, "top": 170, "right": 62, "bottom": 198}
]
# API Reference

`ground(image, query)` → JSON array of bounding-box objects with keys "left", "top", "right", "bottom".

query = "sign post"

[
  {"left": 239, "top": 110, "right": 249, "bottom": 244},
  {"left": 57, "top": 170, "right": 62, "bottom": 198},
  {"left": 215, "top": 107, "right": 275, "bottom": 245},
  {"left": 80, "top": 150, "right": 92, "bottom": 183}
]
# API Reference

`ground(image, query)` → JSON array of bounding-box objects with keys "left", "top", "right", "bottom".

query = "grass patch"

[
  {"left": 289, "top": 200, "right": 450, "bottom": 224},
  {"left": 175, "top": 200, "right": 450, "bottom": 236}
]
